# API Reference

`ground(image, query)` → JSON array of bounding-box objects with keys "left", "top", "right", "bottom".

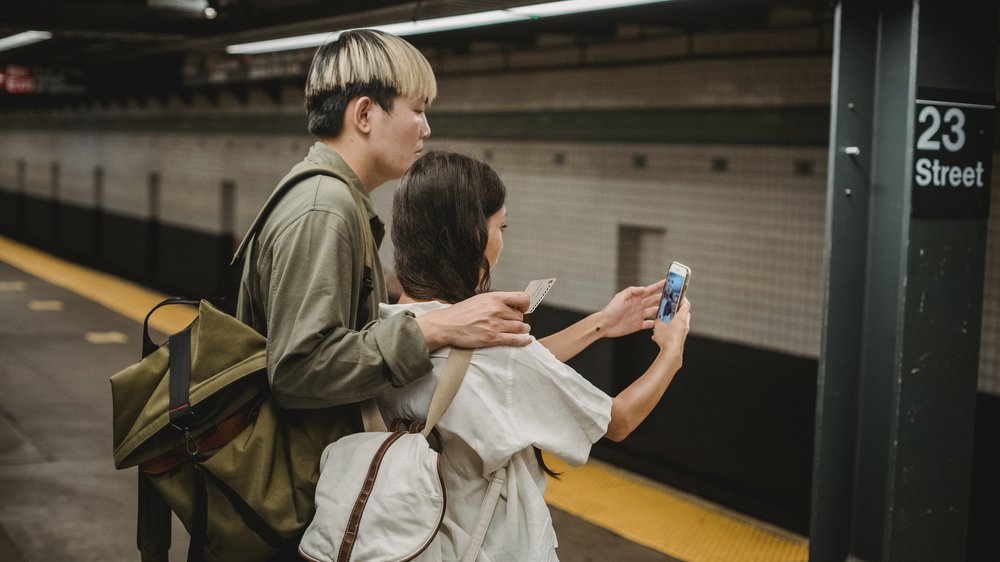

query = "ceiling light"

[
  {"left": 0, "top": 31, "right": 53, "bottom": 53},
  {"left": 227, "top": 32, "right": 337, "bottom": 54},
  {"left": 509, "top": 0, "right": 668, "bottom": 17},
  {"left": 375, "top": 10, "right": 524, "bottom": 37},
  {"left": 226, "top": 0, "right": 673, "bottom": 55}
]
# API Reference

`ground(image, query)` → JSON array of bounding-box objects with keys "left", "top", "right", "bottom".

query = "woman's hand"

[
  {"left": 597, "top": 279, "right": 665, "bottom": 339},
  {"left": 652, "top": 298, "right": 691, "bottom": 369}
]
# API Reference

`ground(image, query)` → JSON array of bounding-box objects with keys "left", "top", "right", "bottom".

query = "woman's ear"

[{"left": 349, "top": 96, "right": 374, "bottom": 134}]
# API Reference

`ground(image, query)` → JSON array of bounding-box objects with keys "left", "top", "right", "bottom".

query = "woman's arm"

[
  {"left": 539, "top": 279, "right": 664, "bottom": 362},
  {"left": 605, "top": 299, "right": 691, "bottom": 442}
]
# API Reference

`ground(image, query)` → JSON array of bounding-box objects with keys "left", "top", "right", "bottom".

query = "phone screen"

[{"left": 657, "top": 265, "right": 689, "bottom": 323}]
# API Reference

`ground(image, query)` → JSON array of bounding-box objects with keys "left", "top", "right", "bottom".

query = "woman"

[{"left": 378, "top": 151, "right": 691, "bottom": 561}]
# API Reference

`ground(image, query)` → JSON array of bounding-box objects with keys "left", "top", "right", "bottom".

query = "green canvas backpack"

[{"left": 111, "top": 164, "right": 376, "bottom": 562}]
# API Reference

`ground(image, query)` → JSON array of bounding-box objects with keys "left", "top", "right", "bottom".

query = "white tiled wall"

[
  {"left": 432, "top": 55, "right": 832, "bottom": 111},
  {"left": 374, "top": 140, "right": 828, "bottom": 359},
  {"left": 0, "top": 39, "right": 996, "bottom": 394},
  {"left": 0, "top": 131, "right": 311, "bottom": 231}
]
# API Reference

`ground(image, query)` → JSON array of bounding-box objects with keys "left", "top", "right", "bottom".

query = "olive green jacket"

[{"left": 237, "top": 142, "right": 432, "bottom": 409}]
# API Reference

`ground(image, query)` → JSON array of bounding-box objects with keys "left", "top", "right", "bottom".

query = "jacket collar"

[
  {"left": 379, "top": 301, "right": 450, "bottom": 321},
  {"left": 306, "top": 141, "right": 386, "bottom": 244}
]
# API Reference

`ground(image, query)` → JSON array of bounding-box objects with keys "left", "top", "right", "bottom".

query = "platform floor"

[{"left": 0, "top": 236, "right": 807, "bottom": 561}]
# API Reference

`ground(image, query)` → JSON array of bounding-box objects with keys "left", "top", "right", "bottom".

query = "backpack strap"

[
  {"left": 136, "top": 324, "right": 199, "bottom": 562},
  {"left": 213, "top": 162, "right": 377, "bottom": 322},
  {"left": 359, "top": 347, "right": 474, "bottom": 434},
  {"left": 462, "top": 466, "right": 507, "bottom": 562},
  {"left": 421, "top": 347, "right": 473, "bottom": 438},
  {"left": 232, "top": 164, "right": 375, "bottom": 273},
  {"left": 136, "top": 165, "right": 377, "bottom": 562},
  {"left": 137, "top": 471, "right": 171, "bottom": 562},
  {"left": 422, "top": 347, "right": 507, "bottom": 562},
  {"left": 361, "top": 347, "right": 506, "bottom": 561},
  {"left": 243, "top": 164, "right": 376, "bottom": 330}
]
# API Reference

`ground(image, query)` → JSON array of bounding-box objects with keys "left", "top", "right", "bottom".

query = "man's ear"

[{"left": 349, "top": 96, "right": 374, "bottom": 134}]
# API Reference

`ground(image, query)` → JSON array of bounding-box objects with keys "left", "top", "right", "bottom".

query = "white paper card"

[{"left": 524, "top": 278, "right": 557, "bottom": 313}]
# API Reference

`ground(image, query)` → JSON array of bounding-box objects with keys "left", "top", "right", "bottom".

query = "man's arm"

[
  {"left": 264, "top": 209, "right": 432, "bottom": 409},
  {"left": 264, "top": 208, "right": 533, "bottom": 408}
]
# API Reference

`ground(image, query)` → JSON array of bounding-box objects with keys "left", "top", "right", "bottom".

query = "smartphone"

[{"left": 657, "top": 262, "right": 691, "bottom": 323}]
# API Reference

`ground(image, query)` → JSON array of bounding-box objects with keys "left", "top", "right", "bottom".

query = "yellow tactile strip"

[
  {"left": 0, "top": 236, "right": 196, "bottom": 335},
  {"left": 544, "top": 454, "right": 809, "bottom": 562},
  {"left": 0, "top": 235, "right": 809, "bottom": 562}
]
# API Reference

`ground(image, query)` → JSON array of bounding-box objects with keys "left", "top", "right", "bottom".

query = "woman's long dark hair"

[
  {"left": 392, "top": 151, "right": 560, "bottom": 479},
  {"left": 392, "top": 151, "right": 505, "bottom": 303}
]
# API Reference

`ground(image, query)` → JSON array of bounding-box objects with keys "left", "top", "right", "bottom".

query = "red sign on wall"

[{"left": 2, "top": 66, "right": 36, "bottom": 94}]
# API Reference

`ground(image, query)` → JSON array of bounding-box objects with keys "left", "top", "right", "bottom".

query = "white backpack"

[{"left": 299, "top": 348, "right": 507, "bottom": 562}]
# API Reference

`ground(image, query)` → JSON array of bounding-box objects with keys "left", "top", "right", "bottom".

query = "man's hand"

[
  {"left": 416, "top": 292, "right": 532, "bottom": 351},
  {"left": 597, "top": 278, "right": 665, "bottom": 339}
]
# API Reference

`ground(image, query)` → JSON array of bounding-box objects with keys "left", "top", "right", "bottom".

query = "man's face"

[{"left": 370, "top": 94, "right": 431, "bottom": 181}]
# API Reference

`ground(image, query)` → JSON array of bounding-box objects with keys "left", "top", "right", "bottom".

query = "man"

[{"left": 237, "top": 29, "right": 532, "bottom": 413}]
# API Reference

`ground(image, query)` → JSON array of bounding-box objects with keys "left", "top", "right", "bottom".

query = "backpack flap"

[
  {"left": 300, "top": 430, "right": 446, "bottom": 562},
  {"left": 299, "top": 348, "right": 481, "bottom": 562},
  {"left": 111, "top": 299, "right": 268, "bottom": 469}
]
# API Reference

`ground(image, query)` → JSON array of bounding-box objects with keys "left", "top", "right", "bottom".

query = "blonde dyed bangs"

[{"left": 307, "top": 30, "right": 437, "bottom": 103}]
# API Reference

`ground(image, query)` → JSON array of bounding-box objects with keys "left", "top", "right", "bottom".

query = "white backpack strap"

[
  {"left": 461, "top": 465, "right": 508, "bottom": 562},
  {"left": 421, "top": 347, "right": 473, "bottom": 437},
  {"left": 361, "top": 347, "right": 473, "bottom": 434},
  {"left": 360, "top": 399, "right": 387, "bottom": 433},
  {"left": 362, "top": 345, "right": 500, "bottom": 560}
]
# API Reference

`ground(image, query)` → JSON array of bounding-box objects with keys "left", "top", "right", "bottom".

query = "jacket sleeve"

[{"left": 263, "top": 208, "right": 432, "bottom": 409}]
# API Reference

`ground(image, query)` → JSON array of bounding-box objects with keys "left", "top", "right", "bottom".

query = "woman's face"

[{"left": 484, "top": 206, "right": 507, "bottom": 270}]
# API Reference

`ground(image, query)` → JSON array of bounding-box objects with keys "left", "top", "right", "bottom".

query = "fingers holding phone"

[
  {"left": 657, "top": 262, "right": 691, "bottom": 324},
  {"left": 653, "top": 298, "right": 691, "bottom": 371},
  {"left": 672, "top": 298, "right": 691, "bottom": 330},
  {"left": 654, "top": 298, "right": 691, "bottom": 341},
  {"left": 653, "top": 262, "right": 692, "bottom": 370}
]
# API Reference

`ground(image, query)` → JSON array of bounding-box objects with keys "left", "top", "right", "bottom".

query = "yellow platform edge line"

[
  {"left": 0, "top": 236, "right": 196, "bottom": 335},
  {"left": 543, "top": 454, "right": 808, "bottom": 562},
  {"left": 1, "top": 235, "right": 809, "bottom": 562}
]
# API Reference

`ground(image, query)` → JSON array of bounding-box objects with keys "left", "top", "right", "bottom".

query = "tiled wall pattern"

[
  {"left": 377, "top": 140, "right": 829, "bottom": 359},
  {"left": 0, "top": 131, "right": 307, "bottom": 233},
  {"left": 0, "top": 32, "right": 997, "bottom": 393},
  {"left": 432, "top": 55, "right": 832, "bottom": 111}
]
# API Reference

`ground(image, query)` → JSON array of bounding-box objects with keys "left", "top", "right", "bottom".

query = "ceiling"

[
  {"left": 1, "top": 0, "right": 835, "bottom": 64},
  {"left": 0, "top": 0, "right": 833, "bottom": 107}
]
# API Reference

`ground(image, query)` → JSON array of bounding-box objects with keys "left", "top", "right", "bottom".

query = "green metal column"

[
  {"left": 812, "top": 1, "right": 996, "bottom": 561},
  {"left": 810, "top": 1, "right": 877, "bottom": 559}
]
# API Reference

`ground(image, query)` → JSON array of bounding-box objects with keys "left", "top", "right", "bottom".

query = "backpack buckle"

[
  {"left": 184, "top": 430, "right": 200, "bottom": 456},
  {"left": 169, "top": 404, "right": 196, "bottom": 434}
]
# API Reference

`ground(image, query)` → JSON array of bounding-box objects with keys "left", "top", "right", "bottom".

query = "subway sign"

[{"left": 912, "top": 88, "right": 994, "bottom": 218}]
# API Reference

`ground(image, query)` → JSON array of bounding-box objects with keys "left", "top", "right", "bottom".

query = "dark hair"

[
  {"left": 392, "top": 151, "right": 506, "bottom": 304},
  {"left": 393, "top": 152, "right": 560, "bottom": 479},
  {"left": 304, "top": 29, "right": 437, "bottom": 139},
  {"left": 307, "top": 80, "right": 397, "bottom": 139}
]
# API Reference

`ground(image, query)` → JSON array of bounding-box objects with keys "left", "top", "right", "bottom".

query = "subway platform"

[{"left": 0, "top": 236, "right": 807, "bottom": 562}]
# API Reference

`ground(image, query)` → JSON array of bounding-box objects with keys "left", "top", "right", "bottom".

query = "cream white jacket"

[{"left": 377, "top": 301, "right": 612, "bottom": 562}]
